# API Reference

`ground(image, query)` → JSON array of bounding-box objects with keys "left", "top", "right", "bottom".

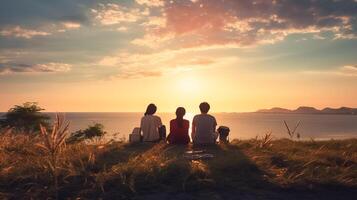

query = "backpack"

[{"left": 129, "top": 127, "right": 141, "bottom": 143}]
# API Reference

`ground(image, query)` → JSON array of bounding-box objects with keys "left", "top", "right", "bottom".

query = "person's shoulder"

[
  {"left": 205, "top": 114, "right": 216, "bottom": 122},
  {"left": 153, "top": 115, "right": 162, "bottom": 123},
  {"left": 170, "top": 119, "right": 176, "bottom": 123},
  {"left": 153, "top": 115, "right": 161, "bottom": 119},
  {"left": 193, "top": 114, "right": 202, "bottom": 118},
  {"left": 193, "top": 114, "right": 200, "bottom": 121}
]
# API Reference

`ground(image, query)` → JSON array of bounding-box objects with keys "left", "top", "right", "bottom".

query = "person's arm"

[
  {"left": 213, "top": 117, "right": 217, "bottom": 132},
  {"left": 169, "top": 120, "right": 174, "bottom": 133},
  {"left": 157, "top": 116, "right": 163, "bottom": 128},
  {"left": 140, "top": 117, "right": 143, "bottom": 134},
  {"left": 191, "top": 117, "right": 196, "bottom": 140},
  {"left": 140, "top": 117, "right": 144, "bottom": 142},
  {"left": 213, "top": 117, "right": 218, "bottom": 142},
  {"left": 167, "top": 120, "right": 174, "bottom": 143}
]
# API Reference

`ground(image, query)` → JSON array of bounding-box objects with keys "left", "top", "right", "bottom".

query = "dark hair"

[
  {"left": 175, "top": 107, "right": 186, "bottom": 127},
  {"left": 199, "top": 102, "right": 210, "bottom": 114},
  {"left": 144, "top": 104, "right": 157, "bottom": 116}
]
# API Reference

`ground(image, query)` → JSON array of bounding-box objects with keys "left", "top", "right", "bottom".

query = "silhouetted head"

[
  {"left": 144, "top": 104, "right": 157, "bottom": 116},
  {"left": 176, "top": 107, "right": 186, "bottom": 118},
  {"left": 199, "top": 102, "right": 210, "bottom": 114},
  {"left": 175, "top": 107, "right": 186, "bottom": 127}
]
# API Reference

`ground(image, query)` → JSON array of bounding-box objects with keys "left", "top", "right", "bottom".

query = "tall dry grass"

[
  {"left": 0, "top": 124, "right": 356, "bottom": 199},
  {"left": 36, "top": 114, "right": 69, "bottom": 199}
]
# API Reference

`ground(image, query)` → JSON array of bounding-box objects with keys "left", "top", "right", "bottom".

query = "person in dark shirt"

[
  {"left": 167, "top": 107, "right": 190, "bottom": 145},
  {"left": 192, "top": 102, "right": 217, "bottom": 144}
]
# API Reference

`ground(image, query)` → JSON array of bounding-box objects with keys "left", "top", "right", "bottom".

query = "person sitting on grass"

[
  {"left": 167, "top": 107, "right": 190, "bottom": 145},
  {"left": 140, "top": 103, "right": 163, "bottom": 142},
  {"left": 192, "top": 102, "right": 218, "bottom": 145}
]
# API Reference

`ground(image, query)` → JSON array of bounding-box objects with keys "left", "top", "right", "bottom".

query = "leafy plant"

[
  {"left": 67, "top": 123, "right": 107, "bottom": 144},
  {"left": 0, "top": 102, "right": 50, "bottom": 134}
]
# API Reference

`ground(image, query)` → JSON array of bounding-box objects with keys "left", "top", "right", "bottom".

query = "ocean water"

[
  {"left": 43, "top": 112, "right": 357, "bottom": 140},
  {"left": 1, "top": 112, "right": 356, "bottom": 140}
]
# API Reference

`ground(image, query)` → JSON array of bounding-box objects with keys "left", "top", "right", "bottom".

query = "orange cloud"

[
  {"left": 98, "top": 47, "right": 235, "bottom": 79},
  {"left": 131, "top": 0, "right": 357, "bottom": 49},
  {"left": 61, "top": 22, "right": 81, "bottom": 29},
  {"left": 303, "top": 65, "right": 357, "bottom": 77},
  {"left": 115, "top": 70, "right": 162, "bottom": 79},
  {"left": 0, "top": 62, "right": 71, "bottom": 75},
  {"left": 0, "top": 26, "right": 50, "bottom": 39},
  {"left": 92, "top": 3, "right": 147, "bottom": 25},
  {"left": 136, "top": 0, "right": 164, "bottom": 7}
]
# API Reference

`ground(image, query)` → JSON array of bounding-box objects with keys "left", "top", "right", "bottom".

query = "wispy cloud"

[
  {"left": 92, "top": 3, "right": 147, "bottom": 26},
  {"left": 0, "top": 62, "right": 71, "bottom": 75},
  {"left": 303, "top": 65, "right": 357, "bottom": 77},
  {"left": 135, "top": 0, "right": 165, "bottom": 7},
  {"left": 131, "top": 0, "right": 357, "bottom": 49},
  {"left": 61, "top": 21, "right": 81, "bottom": 29},
  {"left": 114, "top": 70, "right": 162, "bottom": 79},
  {"left": 98, "top": 47, "right": 235, "bottom": 79},
  {"left": 0, "top": 26, "right": 50, "bottom": 39}
]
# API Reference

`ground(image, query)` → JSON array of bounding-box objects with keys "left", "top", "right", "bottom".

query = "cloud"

[
  {"left": 0, "top": 21, "right": 83, "bottom": 39},
  {"left": 61, "top": 22, "right": 81, "bottom": 29},
  {"left": 115, "top": 70, "right": 162, "bottom": 79},
  {"left": 0, "top": 62, "right": 71, "bottom": 75},
  {"left": 92, "top": 3, "right": 147, "bottom": 25},
  {"left": 98, "top": 49, "right": 219, "bottom": 68},
  {"left": 117, "top": 26, "right": 128, "bottom": 32},
  {"left": 98, "top": 47, "right": 235, "bottom": 79},
  {"left": 131, "top": 0, "right": 357, "bottom": 49},
  {"left": 141, "top": 16, "right": 167, "bottom": 28},
  {"left": 341, "top": 65, "right": 357, "bottom": 73},
  {"left": 0, "top": 26, "right": 51, "bottom": 39},
  {"left": 131, "top": 33, "right": 174, "bottom": 48},
  {"left": 0, "top": 0, "right": 93, "bottom": 33},
  {"left": 303, "top": 65, "right": 357, "bottom": 77},
  {"left": 135, "top": 0, "right": 165, "bottom": 7}
]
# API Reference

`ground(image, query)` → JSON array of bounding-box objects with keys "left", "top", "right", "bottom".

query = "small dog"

[{"left": 217, "top": 126, "right": 230, "bottom": 143}]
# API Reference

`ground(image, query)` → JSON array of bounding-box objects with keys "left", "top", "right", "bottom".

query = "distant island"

[{"left": 257, "top": 106, "right": 357, "bottom": 115}]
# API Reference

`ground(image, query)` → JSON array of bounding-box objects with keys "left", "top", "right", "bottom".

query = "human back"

[
  {"left": 192, "top": 102, "right": 217, "bottom": 144},
  {"left": 140, "top": 104, "right": 162, "bottom": 142},
  {"left": 192, "top": 114, "right": 217, "bottom": 143},
  {"left": 168, "top": 107, "right": 190, "bottom": 144}
]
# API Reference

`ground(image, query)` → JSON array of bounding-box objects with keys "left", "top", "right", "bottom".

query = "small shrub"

[
  {"left": 0, "top": 102, "right": 50, "bottom": 134},
  {"left": 67, "top": 123, "right": 107, "bottom": 143}
]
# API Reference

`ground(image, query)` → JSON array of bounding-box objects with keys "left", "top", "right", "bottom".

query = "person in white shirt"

[
  {"left": 140, "top": 104, "right": 163, "bottom": 142},
  {"left": 192, "top": 102, "right": 218, "bottom": 145}
]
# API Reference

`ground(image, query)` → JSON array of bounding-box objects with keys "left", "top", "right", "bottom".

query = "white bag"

[{"left": 129, "top": 127, "right": 141, "bottom": 143}]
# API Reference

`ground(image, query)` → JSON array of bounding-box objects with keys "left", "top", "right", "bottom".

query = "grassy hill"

[{"left": 0, "top": 130, "right": 356, "bottom": 199}]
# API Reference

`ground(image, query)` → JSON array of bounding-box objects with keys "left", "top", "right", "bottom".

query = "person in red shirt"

[{"left": 167, "top": 107, "right": 190, "bottom": 145}]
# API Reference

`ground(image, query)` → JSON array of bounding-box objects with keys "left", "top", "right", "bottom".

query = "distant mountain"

[
  {"left": 294, "top": 106, "right": 320, "bottom": 114},
  {"left": 257, "top": 107, "right": 291, "bottom": 113},
  {"left": 257, "top": 106, "right": 357, "bottom": 115},
  {"left": 321, "top": 107, "right": 357, "bottom": 115}
]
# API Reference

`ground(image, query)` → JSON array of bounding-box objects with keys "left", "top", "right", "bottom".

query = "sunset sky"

[{"left": 1, "top": 0, "right": 357, "bottom": 112}]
